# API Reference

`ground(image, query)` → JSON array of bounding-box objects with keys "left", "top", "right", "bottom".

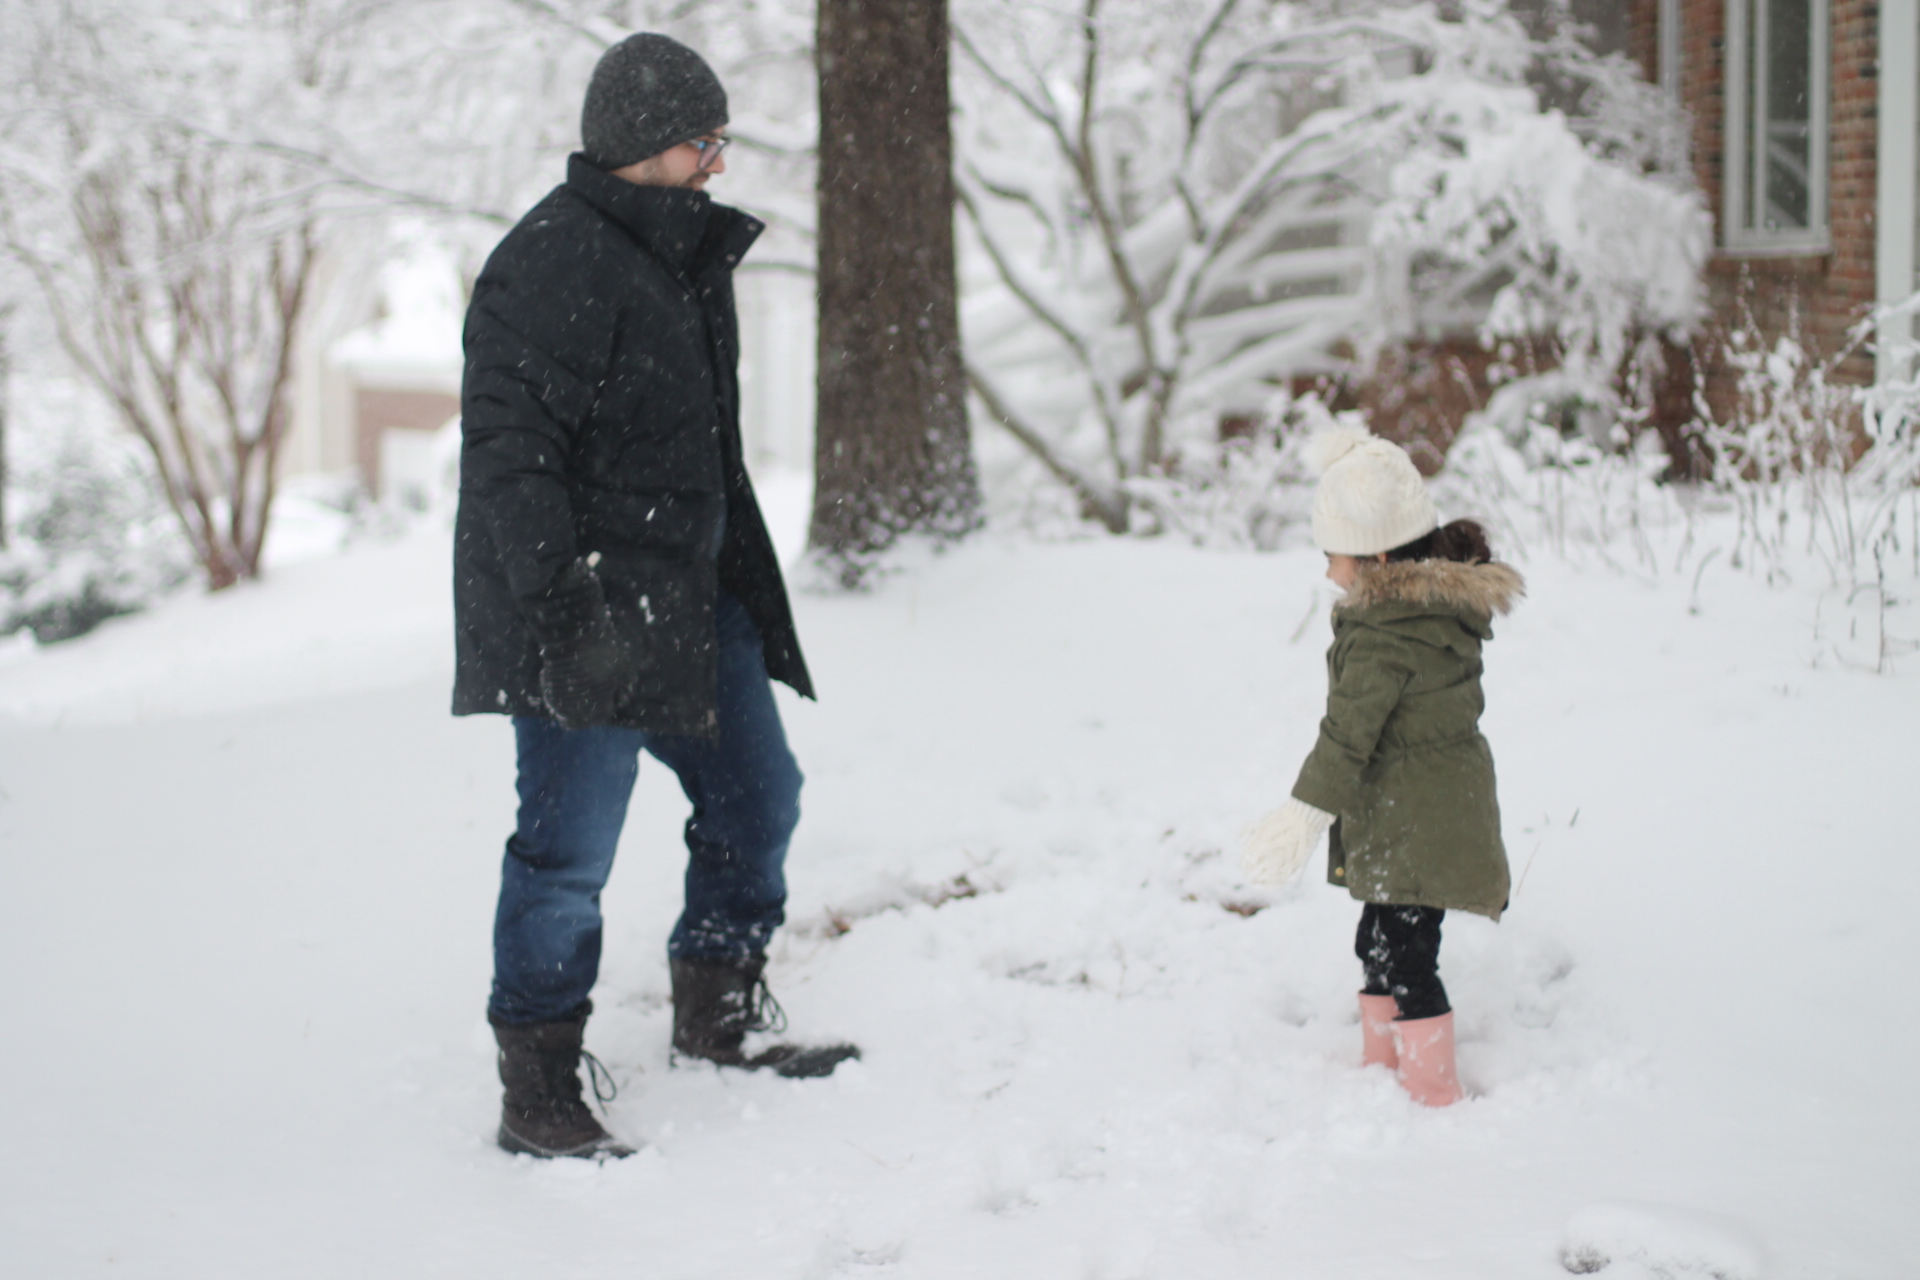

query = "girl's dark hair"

[{"left": 1384, "top": 519, "right": 1492, "bottom": 565}]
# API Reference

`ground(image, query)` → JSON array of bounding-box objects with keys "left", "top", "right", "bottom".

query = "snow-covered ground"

[{"left": 1, "top": 495, "right": 1914, "bottom": 1279}]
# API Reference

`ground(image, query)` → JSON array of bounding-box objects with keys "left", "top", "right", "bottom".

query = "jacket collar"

[
  {"left": 1340, "top": 559, "right": 1525, "bottom": 618},
  {"left": 565, "top": 153, "right": 763, "bottom": 279}
]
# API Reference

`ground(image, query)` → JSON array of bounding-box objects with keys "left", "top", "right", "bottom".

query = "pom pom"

[{"left": 1305, "top": 423, "right": 1374, "bottom": 476}]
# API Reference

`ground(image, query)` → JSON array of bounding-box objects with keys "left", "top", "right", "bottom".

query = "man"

[{"left": 455, "top": 32, "right": 856, "bottom": 1161}]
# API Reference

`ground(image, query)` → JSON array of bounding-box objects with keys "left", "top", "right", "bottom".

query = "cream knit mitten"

[{"left": 1240, "top": 798, "right": 1335, "bottom": 886}]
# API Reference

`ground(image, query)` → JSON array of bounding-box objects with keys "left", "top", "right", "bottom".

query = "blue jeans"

[{"left": 489, "top": 593, "right": 802, "bottom": 1025}]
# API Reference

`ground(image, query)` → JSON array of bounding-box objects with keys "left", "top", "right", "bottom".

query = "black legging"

[{"left": 1356, "top": 903, "right": 1450, "bottom": 1021}]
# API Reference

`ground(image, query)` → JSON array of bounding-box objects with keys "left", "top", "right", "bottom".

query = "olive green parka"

[{"left": 1291, "top": 559, "right": 1525, "bottom": 921}]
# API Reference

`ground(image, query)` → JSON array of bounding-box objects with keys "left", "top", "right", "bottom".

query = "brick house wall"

[
  {"left": 1294, "top": 3, "right": 1893, "bottom": 474},
  {"left": 1651, "top": 0, "right": 1881, "bottom": 425},
  {"left": 1627, "top": 0, "right": 1662, "bottom": 85},
  {"left": 353, "top": 388, "right": 460, "bottom": 495}
]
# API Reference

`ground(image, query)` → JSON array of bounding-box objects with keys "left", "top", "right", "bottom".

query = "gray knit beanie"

[{"left": 580, "top": 33, "right": 728, "bottom": 170}]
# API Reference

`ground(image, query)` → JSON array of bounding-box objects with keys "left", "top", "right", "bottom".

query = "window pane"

[{"left": 1763, "top": 0, "right": 1812, "bottom": 229}]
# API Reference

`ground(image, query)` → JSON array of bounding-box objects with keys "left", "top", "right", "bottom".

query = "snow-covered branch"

[{"left": 955, "top": 0, "right": 1704, "bottom": 535}]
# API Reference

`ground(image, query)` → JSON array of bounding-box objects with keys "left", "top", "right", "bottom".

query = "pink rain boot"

[
  {"left": 1391, "top": 1012, "right": 1464, "bottom": 1107},
  {"left": 1359, "top": 993, "right": 1399, "bottom": 1069}
]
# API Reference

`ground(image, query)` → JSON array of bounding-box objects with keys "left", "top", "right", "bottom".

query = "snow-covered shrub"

[
  {"left": 1681, "top": 297, "right": 1920, "bottom": 599},
  {"left": 1854, "top": 297, "right": 1920, "bottom": 525},
  {"left": 1, "top": 390, "right": 192, "bottom": 643},
  {"left": 1375, "top": 35, "right": 1708, "bottom": 389},
  {"left": 1700, "top": 325, "right": 1861, "bottom": 584},
  {"left": 1430, "top": 401, "right": 1677, "bottom": 573},
  {"left": 1124, "top": 435, "right": 1312, "bottom": 552},
  {"left": 1122, "top": 396, "right": 1343, "bottom": 551},
  {"left": 1431, "top": 293, "right": 1920, "bottom": 676}
]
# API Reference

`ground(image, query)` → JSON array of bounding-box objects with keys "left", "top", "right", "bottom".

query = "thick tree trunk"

[{"left": 811, "top": 0, "right": 980, "bottom": 574}]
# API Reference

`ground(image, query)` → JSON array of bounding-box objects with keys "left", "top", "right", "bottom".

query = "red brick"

[{"left": 1650, "top": 0, "right": 1881, "bottom": 418}]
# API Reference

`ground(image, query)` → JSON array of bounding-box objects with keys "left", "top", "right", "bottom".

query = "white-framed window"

[
  {"left": 1658, "top": 0, "right": 1682, "bottom": 99},
  {"left": 1724, "top": 0, "right": 1830, "bottom": 252}
]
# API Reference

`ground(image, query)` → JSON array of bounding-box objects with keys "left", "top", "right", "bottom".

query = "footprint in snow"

[{"left": 1559, "top": 1201, "right": 1765, "bottom": 1278}]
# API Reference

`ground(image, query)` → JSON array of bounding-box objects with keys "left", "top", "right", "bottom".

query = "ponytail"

[{"left": 1383, "top": 519, "right": 1492, "bottom": 566}]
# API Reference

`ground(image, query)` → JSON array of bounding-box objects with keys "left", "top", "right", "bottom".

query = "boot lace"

[
  {"left": 744, "top": 974, "right": 788, "bottom": 1036},
  {"left": 580, "top": 1049, "right": 618, "bottom": 1114}
]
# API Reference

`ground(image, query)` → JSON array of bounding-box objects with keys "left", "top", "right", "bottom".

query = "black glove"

[{"left": 525, "top": 559, "right": 635, "bottom": 729}]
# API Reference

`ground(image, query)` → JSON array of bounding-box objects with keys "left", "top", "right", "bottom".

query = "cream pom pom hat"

[{"left": 1307, "top": 423, "right": 1439, "bottom": 556}]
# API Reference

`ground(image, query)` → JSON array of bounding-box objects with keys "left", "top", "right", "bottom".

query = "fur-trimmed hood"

[{"left": 1339, "top": 559, "right": 1525, "bottom": 618}]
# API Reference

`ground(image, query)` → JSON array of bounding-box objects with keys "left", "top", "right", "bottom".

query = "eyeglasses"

[{"left": 689, "top": 135, "right": 731, "bottom": 172}]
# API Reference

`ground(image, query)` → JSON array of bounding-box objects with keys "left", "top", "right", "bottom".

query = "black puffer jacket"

[{"left": 453, "top": 156, "right": 812, "bottom": 736}]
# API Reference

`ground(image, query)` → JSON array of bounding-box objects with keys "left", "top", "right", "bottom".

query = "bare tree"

[
  {"left": 812, "top": 0, "right": 980, "bottom": 573},
  {"left": 0, "top": 4, "right": 331, "bottom": 589},
  {"left": 3, "top": 0, "right": 826, "bottom": 596},
  {"left": 954, "top": 1, "right": 1397, "bottom": 530},
  {"left": 953, "top": 0, "right": 1703, "bottom": 533},
  {"left": 18, "top": 161, "right": 313, "bottom": 588}
]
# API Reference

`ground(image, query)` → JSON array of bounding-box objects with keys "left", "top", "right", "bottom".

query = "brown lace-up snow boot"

[
  {"left": 492, "top": 1008, "right": 634, "bottom": 1159},
  {"left": 670, "top": 955, "right": 860, "bottom": 1079}
]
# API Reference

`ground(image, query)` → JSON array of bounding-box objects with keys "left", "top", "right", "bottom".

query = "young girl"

[{"left": 1244, "top": 424, "right": 1523, "bottom": 1106}]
